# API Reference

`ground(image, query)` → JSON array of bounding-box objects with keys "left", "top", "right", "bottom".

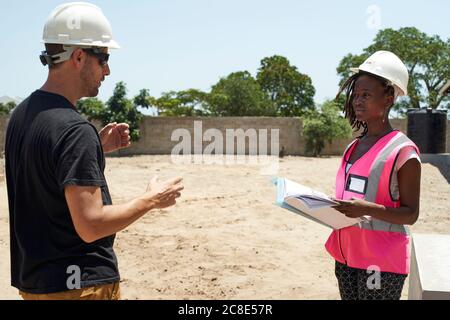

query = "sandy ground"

[{"left": 0, "top": 155, "right": 449, "bottom": 300}]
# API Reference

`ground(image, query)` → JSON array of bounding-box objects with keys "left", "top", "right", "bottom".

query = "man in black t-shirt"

[{"left": 5, "top": 2, "right": 183, "bottom": 300}]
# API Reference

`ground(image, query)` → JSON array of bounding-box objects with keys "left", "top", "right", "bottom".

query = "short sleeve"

[
  {"left": 395, "top": 146, "right": 421, "bottom": 171},
  {"left": 390, "top": 146, "right": 421, "bottom": 201},
  {"left": 53, "top": 123, "right": 106, "bottom": 191}
]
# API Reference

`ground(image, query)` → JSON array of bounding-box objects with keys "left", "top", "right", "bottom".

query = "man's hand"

[
  {"left": 99, "top": 123, "right": 131, "bottom": 153},
  {"left": 141, "top": 176, "right": 184, "bottom": 210},
  {"left": 332, "top": 198, "right": 379, "bottom": 218},
  {"left": 65, "top": 176, "right": 184, "bottom": 243}
]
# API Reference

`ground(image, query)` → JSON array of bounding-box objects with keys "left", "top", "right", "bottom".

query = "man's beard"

[{"left": 80, "top": 67, "right": 100, "bottom": 98}]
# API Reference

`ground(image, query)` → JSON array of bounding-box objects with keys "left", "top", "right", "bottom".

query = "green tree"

[
  {"left": 303, "top": 100, "right": 352, "bottom": 157},
  {"left": 208, "top": 71, "right": 276, "bottom": 116},
  {"left": 134, "top": 89, "right": 157, "bottom": 114},
  {"left": 77, "top": 84, "right": 144, "bottom": 141},
  {"left": 155, "top": 89, "right": 209, "bottom": 116},
  {"left": 337, "top": 27, "right": 450, "bottom": 115},
  {"left": 78, "top": 83, "right": 143, "bottom": 141},
  {"left": 0, "top": 102, "right": 16, "bottom": 115},
  {"left": 76, "top": 98, "right": 105, "bottom": 121},
  {"left": 104, "top": 82, "right": 143, "bottom": 141},
  {"left": 257, "top": 55, "right": 315, "bottom": 117}
]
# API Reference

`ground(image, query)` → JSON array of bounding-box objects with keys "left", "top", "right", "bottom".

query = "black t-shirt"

[{"left": 5, "top": 90, "right": 120, "bottom": 294}]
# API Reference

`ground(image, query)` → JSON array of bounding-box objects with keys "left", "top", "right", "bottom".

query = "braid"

[{"left": 336, "top": 71, "right": 395, "bottom": 139}]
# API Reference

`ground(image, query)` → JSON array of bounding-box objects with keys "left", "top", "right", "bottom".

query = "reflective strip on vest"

[{"left": 357, "top": 134, "right": 412, "bottom": 235}]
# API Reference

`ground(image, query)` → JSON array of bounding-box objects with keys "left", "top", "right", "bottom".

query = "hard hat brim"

[
  {"left": 41, "top": 39, "right": 121, "bottom": 49},
  {"left": 107, "top": 40, "right": 121, "bottom": 49},
  {"left": 348, "top": 67, "right": 407, "bottom": 96}
]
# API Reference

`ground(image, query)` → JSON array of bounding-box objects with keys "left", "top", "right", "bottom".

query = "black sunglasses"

[{"left": 82, "top": 48, "right": 110, "bottom": 66}]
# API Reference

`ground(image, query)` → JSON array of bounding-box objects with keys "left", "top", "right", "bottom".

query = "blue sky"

[{"left": 1, "top": 0, "right": 449, "bottom": 111}]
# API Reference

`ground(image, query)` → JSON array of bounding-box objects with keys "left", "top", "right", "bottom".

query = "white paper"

[{"left": 280, "top": 178, "right": 362, "bottom": 229}]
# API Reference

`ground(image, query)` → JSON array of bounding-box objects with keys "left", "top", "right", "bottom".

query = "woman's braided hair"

[{"left": 336, "top": 71, "right": 395, "bottom": 137}]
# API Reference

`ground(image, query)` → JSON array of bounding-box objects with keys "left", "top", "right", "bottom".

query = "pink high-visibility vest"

[{"left": 325, "top": 130, "right": 420, "bottom": 275}]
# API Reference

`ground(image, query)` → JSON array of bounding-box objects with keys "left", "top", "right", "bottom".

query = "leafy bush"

[{"left": 303, "top": 100, "right": 352, "bottom": 157}]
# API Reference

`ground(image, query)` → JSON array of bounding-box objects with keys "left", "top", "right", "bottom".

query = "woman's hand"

[{"left": 332, "top": 198, "right": 379, "bottom": 218}]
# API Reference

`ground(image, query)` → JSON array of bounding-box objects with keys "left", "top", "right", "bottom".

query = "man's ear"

[{"left": 71, "top": 48, "right": 86, "bottom": 69}]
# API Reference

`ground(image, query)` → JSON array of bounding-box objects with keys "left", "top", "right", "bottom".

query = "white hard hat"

[
  {"left": 42, "top": 2, "right": 120, "bottom": 49},
  {"left": 350, "top": 50, "right": 409, "bottom": 97}
]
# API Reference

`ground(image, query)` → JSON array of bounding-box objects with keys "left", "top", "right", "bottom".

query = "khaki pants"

[{"left": 19, "top": 282, "right": 121, "bottom": 300}]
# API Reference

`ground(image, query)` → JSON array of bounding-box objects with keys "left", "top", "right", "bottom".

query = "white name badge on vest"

[{"left": 346, "top": 174, "right": 368, "bottom": 195}]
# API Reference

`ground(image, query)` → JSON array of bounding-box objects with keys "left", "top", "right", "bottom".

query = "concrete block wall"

[
  {"left": 1, "top": 115, "right": 449, "bottom": 158},
  {"left": 110, "top": 117, "right": 304, "bottom": 156}
]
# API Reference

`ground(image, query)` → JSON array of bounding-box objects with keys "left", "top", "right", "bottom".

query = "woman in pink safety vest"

[{"left": 326, "top": 51, "right": 421, "bottom": 300}]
